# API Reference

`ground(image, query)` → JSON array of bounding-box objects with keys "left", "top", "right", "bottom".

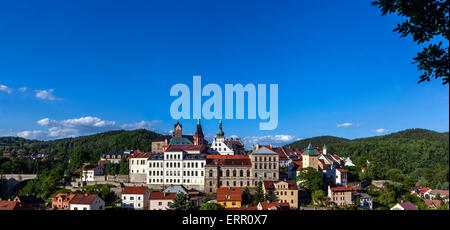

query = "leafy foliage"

[
  {"left": 168, "top": 193, "right": 193, "bottom": 210},
  {"left": 297, "top": 167, "right": 323, "bottom": 192},
  {"left": 199, "top": 202, "right": 224, "bottom": 210},
  {"left": 372, "top": 0, "right": 449, "bottom": 84},
  {"left": 252, "top": 182, "right": 266, "bottom": 206}
]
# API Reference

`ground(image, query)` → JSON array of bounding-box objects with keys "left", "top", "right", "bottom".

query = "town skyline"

[{"left": 0, "top": 1, "right": 448, "bottom": 145}]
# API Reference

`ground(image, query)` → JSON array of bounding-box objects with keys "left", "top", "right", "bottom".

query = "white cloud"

[
  {"left": 241, "top": 134, "right": 297, "bottom": 147},
  {"left": 337, "top": 122, "right": 360, "bottom": 128},
  {"left": 13, "top": 116, "right": 161, "bottom": 140},
  {"left": 18, "top": 87, "right": 28, "bottom": 92},
  {"left": 16, "top": 130, "right": 48, "bottom": 140},
  {"left": 35, "top": 89, "right": 60, "bottom": 101},
  {"left": 375, "top": 128, "right": 388, "bottom": 134},
  {"left": 121, "top": 120, "right": 161, "bottom": 131},
  {"left": 0, "top": 84, "right": 13, "bottom": 94}
]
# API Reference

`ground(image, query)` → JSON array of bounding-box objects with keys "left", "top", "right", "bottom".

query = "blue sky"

[{"left": 0, "top": 0, "right": 448, "bottom": 147}]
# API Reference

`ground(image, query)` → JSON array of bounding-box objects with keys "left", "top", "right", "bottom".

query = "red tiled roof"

[
  {"left": 226, "top": 206, "right": 258, "bottom": 210},
  {"left": 273, "top": 148, "right": 289, "bottom": 160},
  {"left": 149, "top": 192, "right": 177, "bottom": 200},
  {"left": 398, "top": 201, "right": 419, "bottom": 210},
  {"left": 420, "top": 187, "right": 431, "bottom": 194},
  {"left": 206, "top": 158, "right": 251, "bottom": 167},
  {"left": 216, "top": 187, "right": 242, "bottom": 202},
  {"left": 207, "top": 155, "right": 249, "bottom": 159},
  {"left": 70, "top": 194, "right": 100, "bottom": 205},
  {"left": 330, "top": 186, "right": 362, "bottom": 192},
  {"left": 430, "top": 190, "right": 449, "bottom": 197},
  {"left": 259, "top": 201, "right": 280, "bottom": 210},
  {"left": 129, "top": 152, "right": 152, "bottom": 159},
  {"left": 0, "top": 200, "right": 22, "bottom": 210},
  {"left": 336, "top": 168, "right": 347, "bottom": 173},
  {"left": 122, "top": 186, "right": 148, "bottom": 195},
  {"left": 424, "top": 199, "right": 442, "bottom": 207},
  {"left": 263, "top": 180, "right": 298, "bottom": 190},
  {"left": 54, "top": 193, "right": 75, "bottom": 202},
  {"left": 166, "top": 145, "right": 203, "bottom": 152}
]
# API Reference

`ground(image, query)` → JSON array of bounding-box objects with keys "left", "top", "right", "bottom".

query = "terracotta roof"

[
  {"left": 149, "top": 192, "right": 177, "bottom": 200},
  {"left": 129, "top": 152, "right": 152, "bottom": 159},
  {"left": 122, "top": 186, "right": 149, "bottom": 195},
  {"left": 273, "top": 147, "right": 289, "bottom": 160},
  {"left": 54, "top": 193, "right": 76, "bottom": 202},
  {"left": 330, "top": 185, "right": 362, "bottom": 192},
  {"left": 259, "top": 201, "right": 280, "bottom": 210},
  {"left": 226, "top": 206, "right": 258, "bottom": 210},
  {"left": 430, "top": 190, "right": 449, "bottom": 197},
  {"left": 166, "top": 145, "right": 203, "bottom": 152},
  {"left": 70, "top": 194, "right": 100, "bottom": 205},
  {"left": 207, "top": 155, "right": 249, "bottom": 159},
  {"left": 336, "top": 168, "right": 347, "bottom": 173},
  {"left": 263, "top": 180, "right": 298, "bottom": 190},
  {"left": 216, "top": 187, "right": 242, "bottom": 202},
  {"left": 0, "top": 200, "right": 22, "bottom": 210},
  {"left": 420, "top": 187, "right": 431, "bottom": 194},
  {"left": 206, "top": 158, "right": 251, "bottom": 167},
  {"left": 397, "top": 201, "right": 419, "bottom": 210},
  {"left": 424, "top": 199, "right": 442, "bottom": 207}
]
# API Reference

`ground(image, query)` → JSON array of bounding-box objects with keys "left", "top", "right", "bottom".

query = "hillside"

[
  {"left": 286, "top": 136, "right": 349, "bottom": 150},
  {"left": 286, "top": 129, "right": 449, "bottom": 188},
  {"left": 0, "top": 129, "right": 161, "bottom": 160}
]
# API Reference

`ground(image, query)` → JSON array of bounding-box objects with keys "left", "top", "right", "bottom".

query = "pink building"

[{"left": 149, "top": 192, "right": 176, "bottom": 210}]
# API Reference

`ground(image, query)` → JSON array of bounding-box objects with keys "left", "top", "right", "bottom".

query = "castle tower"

[
  {"left": 193, "top": 119, "right": 205, "bottom": 145},
  {"left": 302, "top": 143, "right": 319, "bottom": 170},
  {"left": 173, "top": 121, "right": 182, "bottom": 138}
]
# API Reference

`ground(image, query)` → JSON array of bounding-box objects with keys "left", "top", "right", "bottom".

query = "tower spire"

[{"left": 217, "top": 120, "right": 224, "bottom": 137}]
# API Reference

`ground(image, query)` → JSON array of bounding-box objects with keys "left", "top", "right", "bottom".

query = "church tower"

[
  {"left": 193, "top": 119, "right": 205, "bottom": 145},
  {"left": 173, "top": 121, "right": 182, "bottom": 138},
  {"left": 302, "top": 143, "right": 319, "bottom": 170}
]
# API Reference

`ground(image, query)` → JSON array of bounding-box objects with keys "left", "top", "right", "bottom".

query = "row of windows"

[
  {"left": 148, "top": 161, "right": 205, "bottom": 168},
  {"left": 254, "top": 163, "right": 277, "bottom": 170},
  {"left": 253, "top": 156, "right": 277, "bottom": 162},
  {"left": 122, "top": 196, "right": 142, "bottom": 201},
  {"left": 149, "top": 178, "right": 200, "bottom": 184},
  {"left": 275, "top": 191, "right": 295, "bottom": 196},
  {"left": 209, "top": 169, "right": 251, "bottom": 178}
]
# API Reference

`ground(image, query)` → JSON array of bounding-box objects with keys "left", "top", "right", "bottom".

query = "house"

[
  {"left": 419, "top": 187, "right": 432, "bottom": 198},
  {"left": 163, "top": 185, "right": 188, "bottom": 195},
  {"left": 424, "top": 199, "right": 442, "bottom": 209},
  {"left": 0, "top": 200, "right": 27, "bottom": 210},
  {"left": 52, "top": 193, "right": 76, "bottom": 210},
  {"left": 100, "top": 152, "right": 128, "bottom": 164},
  {"left": 302, "top": 143, "right": 319, "bottom": 170},
  {"left": 226, "top": 206, "right": 258, "bottom": 210},
  {"left": 359, "top": 193, "right": 373, "bottom": 210},
  {"left": 263, "top": 180, "right": 299, "bottom": 209},
  {"left": 81, "top": 164, "right": 104, "bottom": 182},
  {"left": 121, "top": 186, "right": 150, "bottom": 210},
  {"left": 257, "top": 201, "right": 281, "bottom": 210},
  {"left": 390, "top": 201, "right": 419, "bottom": 210},
  {"left": 216, "top": 187, "right": 242, "bottom": 209},
  {"left": 69, "top": 194, "right": 105, "bottom": 210},
  {"left": 328, "top": 185, "right": 361, "bottom": 207},
  {"left": 333, "top": 168, "right": 348, "bottom": 186},
  {"left": 208, "top": 120, "right": 239, "bottom": 155},
  {"left": 429, "top": 190, "right": 449, "bottom": 202},
  {"left": 287, "top": 160, "right": 302, "bottom": 180},
  {"left": 149, "top": 192, "right": 177, "bottom": 210},
  {"left": 129, "top": 152, "right": 152, "bottom": 183},
  {"left": 13, "top": 196, "right": 45, "bottom": 210}
]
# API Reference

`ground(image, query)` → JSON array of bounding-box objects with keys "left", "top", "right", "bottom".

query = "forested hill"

[
  {"left": 285, "top": 136, "right": 349, "bottom": 150},
  {"left": 0, "top": 129, "right": 161, "bottom": 160},
  {"left": 286, "top": 129, "right": 449, "bottom": 188}
]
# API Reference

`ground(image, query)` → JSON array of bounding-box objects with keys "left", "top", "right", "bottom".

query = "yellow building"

[
  {"left": 263, "top": 180, "right": 299, "bottom": 209},
  {"left": 216, "top": 187, "right": 242, "bottom": 208}
]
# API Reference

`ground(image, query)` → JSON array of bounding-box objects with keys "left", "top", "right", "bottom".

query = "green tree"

[
  {"left": 311, "top": 190, "right": 325, "bottom": 205},
  {"left": 372, "top": 0, "right": 449, "bottom": 84},
  {"left": 242, "top": 187, "right": 253, "bottom": 206},
  {"left": 297, "top": 167, "right": 323, "bottom": 192},
  {"left": 252, "top": 182, "right": 265, "bottom": 206},
  {"left": 168, "top": 193, "right": 193, "bottom": 210},
  {"left": 200, "top": 202, "right": 224, "bottom": 210}
]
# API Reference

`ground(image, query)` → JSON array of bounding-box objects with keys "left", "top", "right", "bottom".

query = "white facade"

[
  {"left": 81, "top": 166, "right": 104, "bottom": 182},
  {"left": 130, "top": 157, "right": 148, "bottom": 174},
  {"left": 208, "top": 136, "right": 234, "bottom": 155},
  {"left": 149, "top": 199, "right": 173, "bottom": 210},
  {"left": 121, "top": 193, "right": 149, "bottom": 210},
  {"left": 70, "top": 197, "right": 105, "bottom": 210},
  {"left": 146, "top": 150, "right": 206, "bottom": 191}
]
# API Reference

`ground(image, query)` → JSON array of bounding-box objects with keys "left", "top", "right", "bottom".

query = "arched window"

[
  {"left": 233, "top": 170, "right": 237, "bottom": 177},
  {"left": 246, "top": 170, "right": 250, "bottom": 177},
  {"left": 226, "top": 170, "right": 230, "bottom": 177},
  {"left": 240, "top": 170, "right": 243, "bottom": 177}
]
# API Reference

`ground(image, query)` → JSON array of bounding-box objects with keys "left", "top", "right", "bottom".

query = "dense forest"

[{"left": 286, "top": 129, "right": 449, "bottom": 190}]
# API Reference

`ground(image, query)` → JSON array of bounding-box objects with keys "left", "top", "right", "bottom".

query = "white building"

[
  {"left": 69, "top": 194, "right": 105, "bottom": 210},
  {"left": 333, "top": 168, "right": 348, "bottom": 186},
  {"left": 145, "top": 146, "right": 206, "bottom": 191},
  {"left": 129, "top": 152, "right": 152, "bottom": 183},
  {"left": 121, "top": 186, "right": 150, "bottom": 210},
  {"left": 81, "top": 165, "right": 104, "bottom": 182},
  {"left": 208, "top": 120, "right": 235, "bottom": 155}
]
